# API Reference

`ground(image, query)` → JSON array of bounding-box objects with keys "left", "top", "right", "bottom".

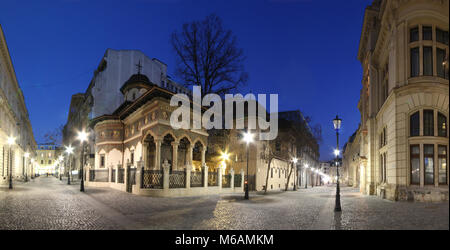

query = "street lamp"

[
  {"left": 7, "top": 136, "right": 15, "bottom": 189},
  {"left": 333, "top": 115, "right": 342, "bottom": 212},
  {"left": 292, "top": 157, "right": 298, "bottom": 191},
  {"left": 304, "top": 163, "right": 308, "bottom": 189},
  {"left": 242, "top": 130, "right": 254, "bottom": 200},
  {"left": 77, "top": 130, "right": 89, "bottom": 192},
  {"left": 65, "top": 145, "right": 74, "bottom": 185}
]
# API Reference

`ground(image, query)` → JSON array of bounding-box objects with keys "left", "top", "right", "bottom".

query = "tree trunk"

[
  {"left": 285, "top": 162, "right": 293, "bottom": 191},
  {"left": 264, "top": 157, "right": 273, "bottom": 194}
]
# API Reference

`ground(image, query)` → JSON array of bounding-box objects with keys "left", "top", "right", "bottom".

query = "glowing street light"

[
  {"left": 77, "top": 130, "right": 89, "bottom": 192},
  {"left": 242, "top": 130, "right": 254, "bottom": 199}
]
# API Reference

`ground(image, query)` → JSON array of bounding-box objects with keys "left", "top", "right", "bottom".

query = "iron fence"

[
  {"left": 118, "top": 168, "right": 125, "bottom": 183},
  {"left": 234, "top": 174, "right": 242, "bottom": 187},
  {"left": 169, "top": 170, "right": 186, "bottom": 188},
  {"left": 190, "top": 170, "right": 203, "bottom": 187},
  {"left": 89, "top": 169, "right": 109, "bottom": 182},
  {"left": 141, "top": 169, "right": 163, "bottom": 189},
  {"left": 208, "top": 171, "right": 218, "bottom": 186},
  {"left": 111, "top": 169, "right": 116, "bottom": 183},
  {"left": 222, "top": 174, "right": 231, "bottom": 188}
]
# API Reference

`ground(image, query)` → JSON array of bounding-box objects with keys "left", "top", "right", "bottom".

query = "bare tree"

[
  {"left": 171, "top": 14, "right": 248, "bottom": 96},
  {"left": 43, "top": 125, "right": 64, "bottom": 145}
]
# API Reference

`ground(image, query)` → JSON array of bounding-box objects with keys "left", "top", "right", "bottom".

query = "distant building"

[
  {"left": 352, "top": 0, "right": 448, "bottom": 201},
  {"left": 35, "top": 143, "right": 62, "bottom": 175},
  {"left": 0, "top": 24, "right": 36, "bottom": 183}
]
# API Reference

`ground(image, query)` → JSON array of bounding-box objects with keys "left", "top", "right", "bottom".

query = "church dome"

[{"left": 120, "top": 73, "right": 154, "bottom": 94}]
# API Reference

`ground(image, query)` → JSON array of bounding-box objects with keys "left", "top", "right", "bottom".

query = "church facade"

[{"left": 345, "top": 0, "right": 449, "bottom": 201}]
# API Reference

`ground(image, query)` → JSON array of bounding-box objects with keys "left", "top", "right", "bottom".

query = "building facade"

[
  {"left": 0, "top": 24, "right": 36, "bottom": 184},
  {"left": 351, "top": 0, "right": 449, "bottom": 201},
  {"left": 35, "top": 143, "right": 62, "bottom": 175}
]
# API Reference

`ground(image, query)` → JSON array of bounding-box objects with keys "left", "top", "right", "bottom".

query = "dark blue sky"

[{"left": 0, "top": 0, "right": 370, "bottom": 161}]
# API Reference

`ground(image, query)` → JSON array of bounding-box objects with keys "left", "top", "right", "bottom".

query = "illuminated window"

[
  {"left": 424, "top": 145, "right": 434, "bottom": 185},
  {"left": 410, "top": 145, "right": 420, "bottom": 185},
  {"left": 438, "top": 113, "right": 447, "bottom": 137}
]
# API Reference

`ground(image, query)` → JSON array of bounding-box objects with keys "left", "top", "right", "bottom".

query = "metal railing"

[
  {"left": 89, "top": 169, "right": 109, "bottom": 182},
  {"left": 141, "top": 169, "right": 163, "bottom": 189},
  {"left": 222, "top": 174, "right": 231, "bottom": 188},
  {"left": 208, "top": 171, "right": 218, "bottom": 186},
  {"left": 118, "top": 168, "right": 125, "bottom": 183},
  {"left": 234, "top": 174, "right": 242, "bottom": 187},
  {"left": 190, "top": 170, "right": 203, "bottom": 187},
  {"left": 111, "top": 169, "right": 116, "bottom": 183},
  {"left": 169, "top": 170, "right": 186, "bottom": 188}
]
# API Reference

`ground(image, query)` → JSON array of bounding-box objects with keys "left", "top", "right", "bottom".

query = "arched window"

[
  {"left": 423, "top": 110, "right": 434, "bottom": 136},
  {"left": 410, "top": 111, "right": 420, "bottom": 137},
  {"left": 438, "top": 113, "right": 448, "bottom": 137}
]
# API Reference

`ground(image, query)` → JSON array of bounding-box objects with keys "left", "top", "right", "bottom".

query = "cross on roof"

[{"left": 136, "top": 60, "right": 142, "bottom": 74}]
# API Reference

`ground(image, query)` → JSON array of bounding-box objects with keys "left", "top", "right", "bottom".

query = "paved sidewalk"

[{"left": 0, "top": 177, "right": 448, "bottom": 230}]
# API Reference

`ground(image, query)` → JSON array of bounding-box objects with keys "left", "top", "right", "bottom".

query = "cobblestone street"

[{"left": 0, "top": 176, "right": 448, "bottom": 230}]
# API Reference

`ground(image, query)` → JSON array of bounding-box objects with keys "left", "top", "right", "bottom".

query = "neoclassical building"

[
  {"left": 0, "top": 24, "right": 36, "bottom": 184},
  {"left": 349, "top": 0, "right": 449, "bottom": 201}
]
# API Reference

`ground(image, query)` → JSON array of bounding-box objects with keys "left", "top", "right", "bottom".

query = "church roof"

[{"left": 119, "top": 73, "right": 155, "bottom": 94}]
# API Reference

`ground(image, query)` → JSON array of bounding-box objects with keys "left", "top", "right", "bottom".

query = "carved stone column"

[
  {"left": 203, "top": 164, "right": 208, "bottom": 188},
  {"left": 230, "top": 168, "right": 235, "bottom": 189},
  {"left": 171, "top": 141, "right": 179, "bottom": 171},
  {"left": 162, "top": 159, "right": 170, "bottom": 190},
  {"left": 201, "top": 147, "right": 206, "bottom": 167},
  {"left": 185, "top": 167, "right": 191, "bottom": 189},
  {"left": 154, "top": 138, "right": 162, "bottom": 170}
]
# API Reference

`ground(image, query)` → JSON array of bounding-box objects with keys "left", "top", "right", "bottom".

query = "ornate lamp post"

[
  {"left": 292, "top": 157, "right": 298, "bottom": 191},
  {"left": 7, "top": 136, "right": 15, "bottom": 189},
  {"left": 76, "top": 131, "right": 88, "bottom": 192},
  {"left": 242, "top": 131, "right": 254, "bottom": 200},
  {"left": 24, "top": 152, "right": 30, "bottom": 182},
  {"left": 333, "top": 115, "right": 342, "bottom": 212},
  {"left": 65, "top": 145, "right": 74, "bottom": 185}
]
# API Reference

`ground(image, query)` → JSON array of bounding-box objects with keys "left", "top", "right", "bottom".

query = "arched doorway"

[
  {"left": 144, "top": 134, "right": 155, "bottom": 170},
  {"left": 161, "top": 134, "right": 175, "bottom": 172},
  {"left": 177, "top": 137, "right": 191, "bottom": 170}
]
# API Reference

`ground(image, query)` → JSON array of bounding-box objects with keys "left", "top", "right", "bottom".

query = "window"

[
  {"left": 424, "top": 145, "right": 434, "bottom": 185},
  {"left": 271, "top": 168, "right": 273, "bottom": 178},
  {"left": 436, "top": 28, "right": 449, "bottom": 45},
  {"left": 438, "top": 113, "right": 447, "bottom": 137},
  {"left": 410, "top": 47, "right": 420, "bottom": 77},
  {"left": 410, "top": 27, "right": 419, "bottom": 42},
  {"left": 100, "top": 155, "right": 105, "bottom": 168},
  {"left": 410, "top": 145, "right": 420, "bottom": 184},
  {"left": 48, "top": 160, "right": 52, "bottom": 164},
  {"left": 422, "top": 26, "right": 432, "bottom": 40},
  {"left": 41, "top": 160, "right": 44, "bottom": 164},
  {"left": 131, "top": 152, "right": 134, "bottom": 164},
  {"left": 423, "top": 46, "right": 433, "bottom": 76},
  {"left": 410, "top": 112, "right": 420, "bottom": 137},
  {"left": 438, "top": 146, "right": 447, "bottom": 185},
  {"left": 436, "top": 48, "right": 447, "bottom": 79},
  {"left": 423, "top": 110, "right": 434, "bottom": 136}
]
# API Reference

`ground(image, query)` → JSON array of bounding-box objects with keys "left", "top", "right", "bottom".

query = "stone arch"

[{"left": 160, "top": 130, "right": 178, "bottom": 143}]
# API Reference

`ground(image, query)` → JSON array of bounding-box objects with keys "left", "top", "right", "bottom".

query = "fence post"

[
  {"left": 203, "top": 164, "right": 208, "bottom": 188},
  {"left": 218, "top": 167, "right": 222, "bottom": 189},
  {"left": 230, "top": 168, "right": 235, "bottom": 189},
  {"left": 162, "top": 160, "right": 170, "bottom": 190},
  {"left": 240, "top": 169, "right": 245, "bottom": 191},
  {"left": 185, "top": 167, "right": 191, "bottom": 189},
  {"left": 116, "top": 164, "right": 120, "bottom": 183},
  {"left": 108, "top": 165, "right": 112, "bottom": 183},
  {"left": 135, "top": 161, "right": 143, "bottom": 193}
]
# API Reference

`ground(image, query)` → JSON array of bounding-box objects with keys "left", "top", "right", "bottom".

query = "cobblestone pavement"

[{"left": 0, "top": 177, "right": 448, "bottom": 230}]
